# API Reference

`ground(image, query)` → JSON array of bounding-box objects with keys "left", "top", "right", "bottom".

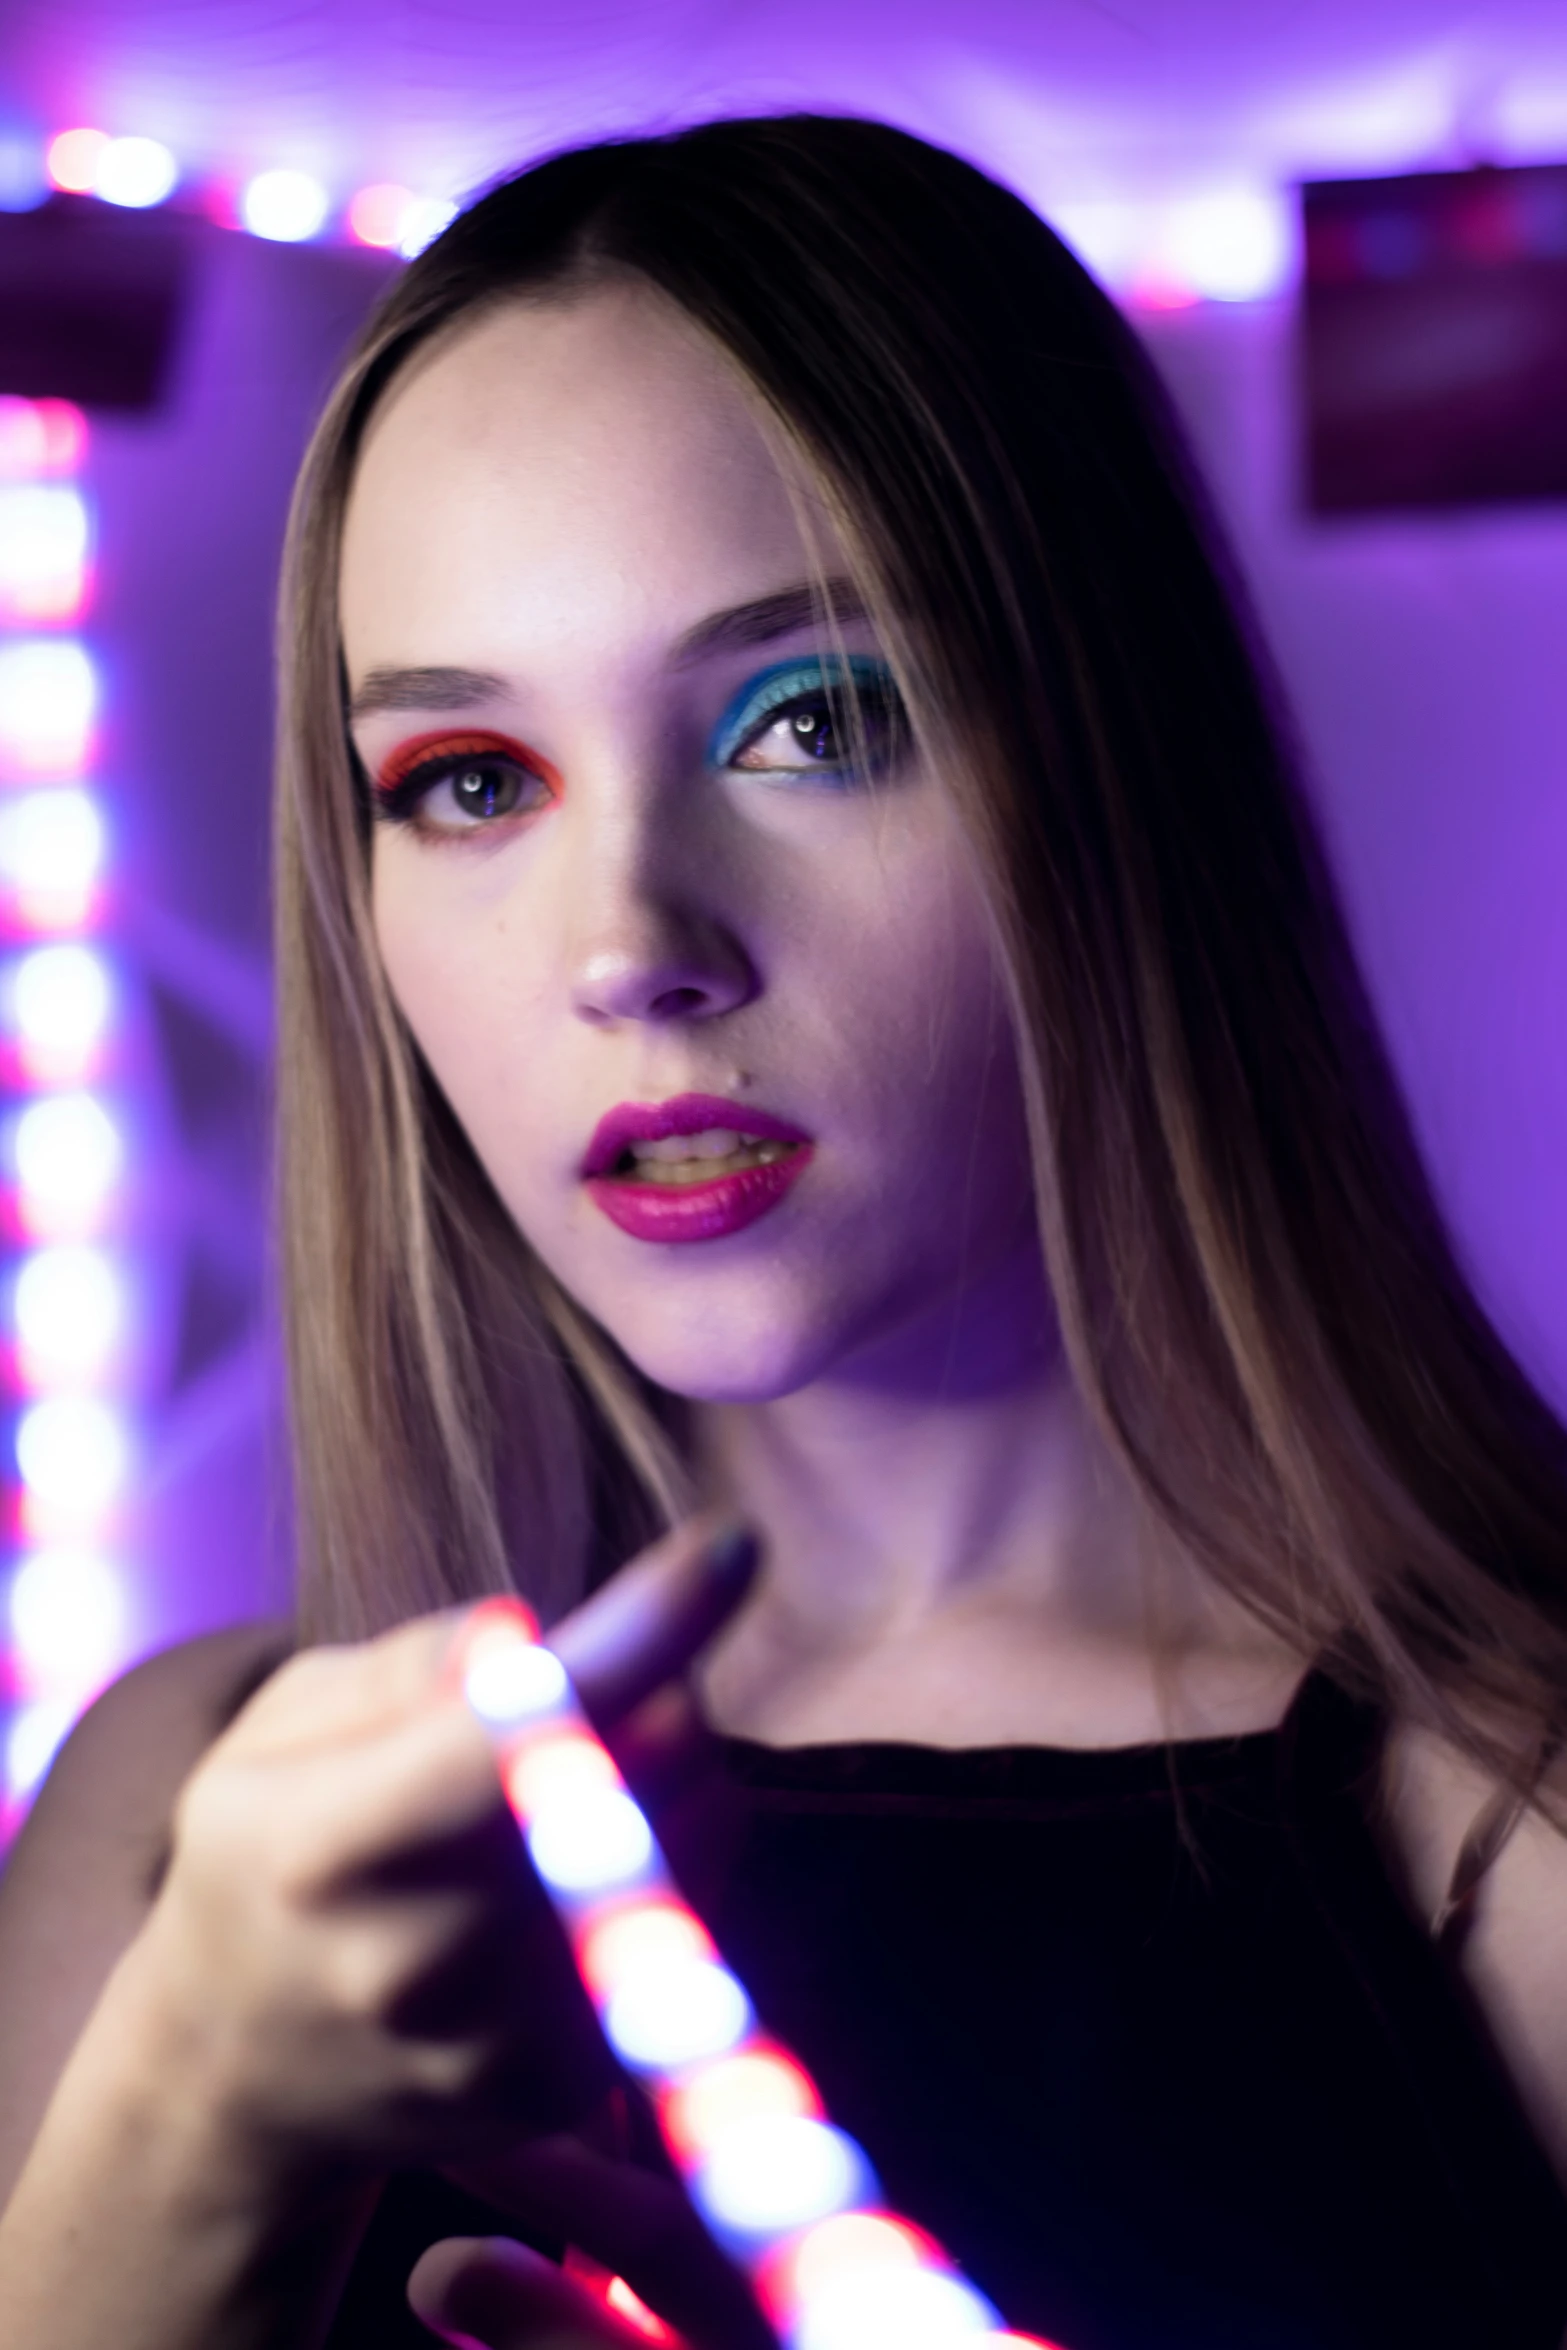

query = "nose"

[{"left": 567, "top": 869, "right": 758, "bottom": 1028}]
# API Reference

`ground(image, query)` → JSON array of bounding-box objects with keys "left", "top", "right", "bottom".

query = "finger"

[
  {"left": 409, "top": 2235, "right": 661, "bottom": 2350},
  {"left": 550, "top": 1519, "right": 759, "bottom": 1730},
  {"left": 445, "top": 2140, "right": 777, "bottom": 2350},
  {"left": 224, "top": 1614, "right": 460, "bottom": 1757}
]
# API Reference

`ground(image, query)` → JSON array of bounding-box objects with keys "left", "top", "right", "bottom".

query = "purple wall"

[{"left": 1147, "top": 301, "right": 1567, "bottom": 1413}]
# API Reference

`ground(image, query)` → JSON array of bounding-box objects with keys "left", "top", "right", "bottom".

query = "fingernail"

[{"left": 704, "top": 1520, "right": 760, "bottom": 1588}]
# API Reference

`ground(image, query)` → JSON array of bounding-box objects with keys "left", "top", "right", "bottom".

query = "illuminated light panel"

[
  {"left": 348, "top": 181, "right": 416, "bottom": 249},
  {"left": 13, "top": 1244, "right": 122, "bottom": 1383},
  {"left": 0, "top": 486, "right": 91, "bottom": 623},
  {"left": 94, "top": 136, "right": 177, "bottom": 210},
  {"left": 0, "top": 789, "right": 106, "bottom": 931},
  {"left": 15, "top": 1395, "right": 128, "bottom": 1516},
  {"left": 663, "top": 2048, "right": 820, "bottom": 2165},
  {"left": 0, "top": 640, "right": 96, "bottom": 775},
  {"left": 0, "top": 399, "right": 88, "bottom": 482},
  {"left": 14, "top": 1091, "right": 123, "bottom": 1238},
  {"left": 241, "top": 169, "right": 329, "bottom": 243},
  {"left": 458, "top": 1602, "right": 1067, "bottom": 2346},
  {"left": 398, "top": 195, "right": 458, "bottom": 259},
  {"left": 46, "top": 128, "right": 110, "bottom": 194},
  {"left": 8, "top": 1548, "right": 125, "bottom": 1697},
  {"left": 8, "top": 943, "right": 112, "bottom": 1081}
]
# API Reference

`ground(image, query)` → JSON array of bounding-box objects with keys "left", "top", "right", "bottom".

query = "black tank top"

[{"left": 328, "top": 1669, "right": 1567, "bottom": 2350}]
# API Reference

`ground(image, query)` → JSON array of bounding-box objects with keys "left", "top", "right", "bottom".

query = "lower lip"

[{"left": 585, "top": 1147, "right": 814, "bottom": 1243}]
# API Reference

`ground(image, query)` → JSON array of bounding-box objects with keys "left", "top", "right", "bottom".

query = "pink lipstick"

[{"left": 582, "top": 1093, "right": 814, "bottom": 1244}]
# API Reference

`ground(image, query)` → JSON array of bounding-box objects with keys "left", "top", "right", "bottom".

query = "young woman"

[{"left": 0, "top": 114, "right": 1565, "bottom": 2350}]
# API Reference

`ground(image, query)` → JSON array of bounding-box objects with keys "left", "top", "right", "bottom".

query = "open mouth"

[
  {"left": 582, "top": 1095, "right": 814, "bottom": 1242},
  {"left": 607, "top": 1128, "right": 805, "bottom": 1188}
]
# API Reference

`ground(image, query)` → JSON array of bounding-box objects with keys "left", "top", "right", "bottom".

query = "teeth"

[
  {"left": 631, "top": 1128, "right": 747, "bottom": 1165},
  {"left": 616, "top": 1131, "right": 795, "bottom": 1185}
]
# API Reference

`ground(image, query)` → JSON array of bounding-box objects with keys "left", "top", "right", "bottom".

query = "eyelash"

[
  {"left": 368, "top": 734, "right": 556, "bottom": 837},
  {"left": 365, "top": 657, "right": 909, "bottom": 838},
  {"left": 710, "top": 656, "right": 908, "bottom": 786}
]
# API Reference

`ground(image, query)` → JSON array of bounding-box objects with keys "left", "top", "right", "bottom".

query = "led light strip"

[
  {"left": 0, "top": 126, "right": 457, "bottom": 258},
  {"left": 459, "top": 1598, "right": 1064, "bottom": 2350},
  {"left": 0, "top": 397, "right": 128, "bottom": 1844}
]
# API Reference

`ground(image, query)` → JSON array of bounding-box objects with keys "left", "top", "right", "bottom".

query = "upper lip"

[{"left": 581, "top": 1093, "right": 813, "bottom": 1179}]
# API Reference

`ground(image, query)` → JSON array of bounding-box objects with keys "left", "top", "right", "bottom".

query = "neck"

[{"left": 692, "top": 1241, "right": 1303, "bottom": 1747}]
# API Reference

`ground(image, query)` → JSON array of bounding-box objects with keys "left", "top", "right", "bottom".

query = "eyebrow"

[{"left": 345, "top": 577, "right": 870, "bottom": 722}]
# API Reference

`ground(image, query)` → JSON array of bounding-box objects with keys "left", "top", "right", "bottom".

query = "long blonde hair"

[{"left": 276, "top": 115, "right": 1567, "bottom": 1795}]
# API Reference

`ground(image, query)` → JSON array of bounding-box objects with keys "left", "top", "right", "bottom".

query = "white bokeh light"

[
  {"left": 5, "top": 1695, "right": 76, "bottom": 1799},
  {"left": 604, "top": 1954, "right": 752, "bottom": 2071},
  {"left": 464, "top": 1638, "right": 568, "bottom": 1726},
  {"left": 14, "top": 1092, "right": 123, "bottom": 1237},
  {"left": 795, "top": 2265, "right": 996, "bottom": 2350},
  {"left": 241, "top": 169, "right": 329, "bottom": 243},
  {"left": 10, "top": 942, "right": 111, "bottom": 1077},
  {"left": 95, "top": 136, "right": 178, "bottom": 209},
  {"left": 0, "top": 486, "right": 90, "bottom": 622},
  {"left": 0, "top": 640, "right": 96, "bottom": 772},
  {"left": 398, "top": 195, "right": 458, "bottom": 259},
  {"left": 1164, "top": 189, "right": 1293, "bottom": 303},
  {"left": 9, "top": 1549, "right": 126, "bottom": 1696},
  {"left": 693, "top": 2116, "right": 867, "bottom": 2238},
  {"left": 14, "top": 1244, "right": 122, "bottom": 1382},
  {"left": 16, "top": 1396, "right": 128, "bottom": 1515},
  {"left": 526, "top": 1785, "right": 654, "bottom": 1894},
  {"left": 0, "top": 789, "right": 105, "bottom": 924}
]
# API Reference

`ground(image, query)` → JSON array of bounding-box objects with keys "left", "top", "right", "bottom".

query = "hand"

[
  {"left": 431, "top": 2133, "right": 778, "bottom": 2350},
  {"left": 411, "top": 2234, "right": 686, "bottom": 2350},
  {"left": 102, "top": 1517, "right": 759, "bottom": 2205}
]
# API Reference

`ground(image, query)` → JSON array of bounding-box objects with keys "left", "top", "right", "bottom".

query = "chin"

[{"left": 574, "top": 1274, "right": 859, "bottom": 1407}]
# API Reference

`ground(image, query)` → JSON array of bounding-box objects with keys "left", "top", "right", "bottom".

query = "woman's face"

[{"left": 342, "top": 281, "right": 1036, "bottom": 1405}]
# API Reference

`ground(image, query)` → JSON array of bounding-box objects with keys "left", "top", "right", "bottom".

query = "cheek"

[{"left": 370, "top": 847, "right": 553, "bottom": 1185}]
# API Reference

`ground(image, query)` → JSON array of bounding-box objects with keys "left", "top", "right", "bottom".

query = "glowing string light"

[
  {"left": 241, "top": 169, "right": 329, "bottom": 243},
  {"left": 0, "top": 640, "right": 96, "bottom": 774},
  {"left": 0, "top": 788, "right": 108, "bottom": 932},
  {"left": 458, "top": 1600, "right": 1066, "bottom": 2350}
]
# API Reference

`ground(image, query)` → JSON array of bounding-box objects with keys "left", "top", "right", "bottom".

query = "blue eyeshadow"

[{"left": 707, "top": 654, "right": 897, "bottom": 772}]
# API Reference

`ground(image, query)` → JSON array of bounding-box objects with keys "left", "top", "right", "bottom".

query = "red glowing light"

[
  {"left": 605, "top": 2277, "right": 674, "bottom": 2342},
  {"left": 46, "top": 129, "right": 109, "bottom": 195},
  {"left": 1128, "top": 273, "right": 1200, "bottom": 312},
  {"left": 577, "top": 1898, "right": 715, "bottom": 1998},
  {"left": 660, "top": 2044, "right": 820, "bottom": 2164},
  {"left": 348, "top": 182, "right": 414, "bottom": 249}
]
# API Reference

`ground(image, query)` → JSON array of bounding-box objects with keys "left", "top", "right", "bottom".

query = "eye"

[
  {"left": 369, "top": 734, "right": 556, "bottom": 835},
  {"left": 712, "top": 658, "right": 907, "bottom": 787}
]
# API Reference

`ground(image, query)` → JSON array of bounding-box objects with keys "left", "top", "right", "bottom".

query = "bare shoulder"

[
  {"left": 1382, "top": 1721, "right": 1567, "bottom": 2192},
  {"left": 0, "top": 1620, "right": 292, "bottom": 2209}
]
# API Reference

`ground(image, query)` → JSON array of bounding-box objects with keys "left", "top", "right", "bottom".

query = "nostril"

[{"left": 650, "top": 984, "right": 710, "bottom": 1018}]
